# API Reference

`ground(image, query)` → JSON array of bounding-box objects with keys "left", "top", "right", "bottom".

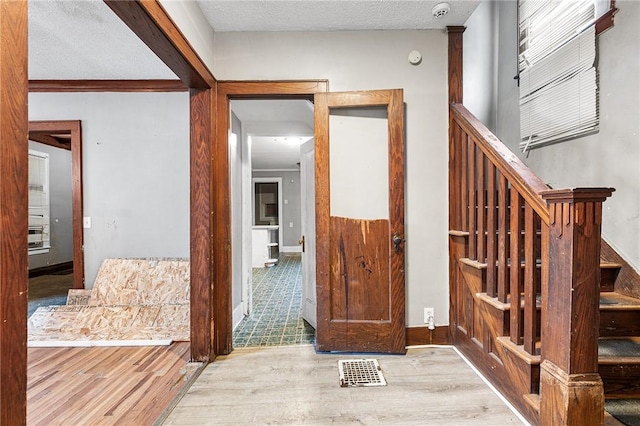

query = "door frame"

[
  {"left": 217, "top": 81, "right": 328, "bottom": 352},
  {"left": 28, "top": 120, "right": 85, "bottom": 289}
]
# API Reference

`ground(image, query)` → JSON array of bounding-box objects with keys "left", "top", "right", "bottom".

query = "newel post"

[{"left": 539, "top": 188, "right": 614, "bottom": 425}]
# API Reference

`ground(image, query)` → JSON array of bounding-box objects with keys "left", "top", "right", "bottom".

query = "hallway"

[{"left": 233, "top": 254, "right": 315, "bottom": 348}]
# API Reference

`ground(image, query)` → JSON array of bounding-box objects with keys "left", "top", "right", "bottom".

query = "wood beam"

[
  {"left": 0, "top": 1, "right": 28, "bottom": 423},
  {"left": 28, "top": 134, "right": 70, "bottom": 151},
  {"left": 190, "top": 88, "right": 214, "bottom": 361},
  {"left": 29, "top": 79, "right": 187, "bottom": 92},
  {"left": 104, "top": 1, "right": 215, "bottom": 89}
]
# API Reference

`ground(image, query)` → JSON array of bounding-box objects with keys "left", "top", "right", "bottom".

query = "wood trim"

[
  {"left": 29, "top": 261, "right": 73, "bottom": 278},
  {"left": 451, "top": 103, "right": 550, "bottom": 224},
  {"left": 190, "top": 89, "right": 214, "bottom": 361},
  {"left": 29, "top": 79, "right": 187, "bottom": 92},
  {"left": 406, "top": 326, "right": 452, "bottom": 346},
  {"left": 216, "top": 80, "right": 328, "bottom": 354},
  {"left": 0, "top": 1, "right": 28, "bottom": 423},
  {"left": 447, "top": 26, "right": 465, "bottom": 105},
  {"left": 104, "top": 1, "right": 215, "bottom": 89},
  {"left": 29, "top": 120, "right": 85, "bottom": 289},
  {"left": 596, "top": 0, "right": 618, "bottom": 36}
]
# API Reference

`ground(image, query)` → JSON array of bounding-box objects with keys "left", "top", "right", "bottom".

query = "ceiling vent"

[{"left": 432, "top": 2, "right": 451, "bottom": 18}]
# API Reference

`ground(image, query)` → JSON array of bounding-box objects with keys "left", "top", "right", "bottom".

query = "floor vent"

[{"left": 338, "top": 359, "right": 387, "bottom": 387}]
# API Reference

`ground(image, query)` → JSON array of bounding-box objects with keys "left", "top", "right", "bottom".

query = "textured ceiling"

[{"left": 198, "top": 0, "right": 480, "bottom": 32}]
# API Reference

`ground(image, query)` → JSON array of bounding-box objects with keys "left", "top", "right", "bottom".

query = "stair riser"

[
  {"left": 600, "top": 363, "right": 640, "bottom": 398},
  {"left": 600, "top": 311, "right": 640, "bottom": 337}
]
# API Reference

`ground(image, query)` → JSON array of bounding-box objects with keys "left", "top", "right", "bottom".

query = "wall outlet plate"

[{"left": 424, "top": 307, "right": 434, "bottom": 324}]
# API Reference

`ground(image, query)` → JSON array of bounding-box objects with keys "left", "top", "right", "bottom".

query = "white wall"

[
  {"left": 210, "top": 30, "right": 450, "bottom": 327},
  {"left": 463, "top": 0, "right": 498, "bottom": 131},
  {"left": 252, "top": 170, "right": 302, "bottom": 249},
  {"left": 479, "top": 1, "right": 640, "bottom": 271},
  {"left": 29, "top": 92, "right": 190, "bottom": 286},
  {"left": 28, "top": 141, "right": 73, "bottom": 269}
]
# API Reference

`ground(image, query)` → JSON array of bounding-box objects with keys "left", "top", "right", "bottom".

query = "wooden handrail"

[{"left": 450, "top": 103, "right": 549, "bottom": 224}]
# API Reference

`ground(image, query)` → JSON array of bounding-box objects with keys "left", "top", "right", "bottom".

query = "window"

[
  {"left": 28, "top": 149, "right": 50, "bottom": 254},
  {"left": 518, "top": 0, "right": 615, "bottom": 151}
]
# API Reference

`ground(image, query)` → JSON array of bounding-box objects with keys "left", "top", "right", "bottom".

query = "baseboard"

[
  {"left": 29, "top": 261, "right": 73, "bottom": 278},
  {"left": 232, "top": 302, "right": 245, "bottom": 331},
  {"left": 406, "top": 325, "right": 451, "bottom": 346},
  {"left": 281, "top": 246, "right": 302, "bottom": 253}
]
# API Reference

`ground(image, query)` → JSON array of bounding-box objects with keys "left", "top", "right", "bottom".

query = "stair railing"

[{"left": 449, "top": 103, "right": 613, "bottom": 424}]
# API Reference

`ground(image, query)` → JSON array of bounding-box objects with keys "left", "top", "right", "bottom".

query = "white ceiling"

[
  {"left": 197, "top": 1, "right": 480, "bottom": 32},
  {"left": 28, "top": 0, "right": 480, "bottom": 170}
]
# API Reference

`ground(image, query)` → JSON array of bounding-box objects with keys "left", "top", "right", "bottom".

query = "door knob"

[
  {"left": 392, "top": 233, "right": 404, "bottom": 254},
  {"left": 298, "top": 235, "right": 305, "bottom": 253}
]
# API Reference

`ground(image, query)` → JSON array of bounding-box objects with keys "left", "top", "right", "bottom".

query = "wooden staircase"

[{"left": 448, "top": 103, "right": 640, "bottom": 425}]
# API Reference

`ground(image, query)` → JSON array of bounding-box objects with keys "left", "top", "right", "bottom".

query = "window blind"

[
  {"left": 518, "top": 0, "right": 598, "bottom": 151},
  {"left": 28, "top": 150, "right": 50, "bottom": 253}
]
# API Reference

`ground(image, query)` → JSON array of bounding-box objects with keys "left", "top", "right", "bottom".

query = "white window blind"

[
  {"left": 28, "top": 149, "right": 50, "bottom": 254},
  {"left": 518, "top": 0, "right": 598, "bottom": 151}
]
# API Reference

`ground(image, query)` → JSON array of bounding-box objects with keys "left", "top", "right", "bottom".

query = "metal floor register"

[{"left": 338, "top": 359, "right": 387, "bottom": 387}]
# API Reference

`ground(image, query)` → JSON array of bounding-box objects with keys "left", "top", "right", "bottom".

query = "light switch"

[
  {"left": 289, "top": 222, "right": 294, "bottom": 228},
  {"left": 83, "top": 217, "right": 91, "bottom": 229},
  {"left": 284, "top": 199, "right": 289, "bottom": 205}
]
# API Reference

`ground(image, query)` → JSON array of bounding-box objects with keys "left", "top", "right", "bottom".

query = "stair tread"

[
  {"left": 599, "top": 338, "right": 640, "bottom": 361},
  {"left": 600, "top": 292, "right": 640, "bottom": 309}
]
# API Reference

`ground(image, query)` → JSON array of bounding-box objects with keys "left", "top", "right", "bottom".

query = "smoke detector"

[{"left": 432, "top": 2, "right": 450, "bottom": 18}]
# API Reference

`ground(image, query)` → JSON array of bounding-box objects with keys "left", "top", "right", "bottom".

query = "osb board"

[
  {"left": 28, "top": 304, "right": 189, "bottom": 342},
  {"left": 89, "top": 258, "right": 190, "bottom": 306},
  {"left": 66, "top": 289, "right": 92, "bottom": 305}
]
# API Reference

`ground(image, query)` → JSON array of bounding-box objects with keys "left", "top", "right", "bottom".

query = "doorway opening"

[
  {"left": 229, "top": 98, "right": 316, "bottom": 348},
  {"left": 27, "top": 121, "right": 84, "bottom": 318}
]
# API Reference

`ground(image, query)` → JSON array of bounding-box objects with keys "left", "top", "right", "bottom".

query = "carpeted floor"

[
  {"left": 233, "top": 254, "right": 315, "bottom": 348},
  {"left": 606, "top": 400, "right": 640, "bottom": 426},
  {"left": 28, "top": 273, "right": 72, "bottom": 318}
]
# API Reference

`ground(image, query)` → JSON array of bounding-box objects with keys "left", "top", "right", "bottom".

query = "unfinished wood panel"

[
  {"left": 0, "top": 1, "right": 28, "bottom": 423},
  {"left": 27, "top": 343, "right": 195, "bottom": 425},
  {"left": 66, "top": 289, "right": 92, "bottom": 305},
  {"left": 29, "top": 79, "right": 187, "bottom": 92},
  {"left": 329, "top": 217, "right": 390, "bottom": 321},
  {"left": 89, "top": 258, "right": 190, "bottom": 306}
]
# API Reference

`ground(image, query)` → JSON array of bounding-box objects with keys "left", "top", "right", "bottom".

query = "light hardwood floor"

[
  {"left": 27, "top": 342, "right": 195, "bottom": 425},
  {"left": 162, "top": 345, "right": 525, "bottom": 425}
]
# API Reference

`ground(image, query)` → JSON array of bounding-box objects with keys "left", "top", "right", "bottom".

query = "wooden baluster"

[
  {"left": 449, "top": 122, "right": 461, "bottom": 231},
  {"left": 461, "top": 133, "right": 468, "bottom": 234},
  {"left": 510, "top": 191, "right": 523, "bottom": 345},
  {"left": 486, "top": 164, "right": 497, "bottom": 297},
  {"left": 476, "top": 148, "right": 486, "bottom": 263},
  {"left": 539, "top": 188, "right": 614, "bottom": 425},
  {"left": 497, "top": 176, "right": 508, "bottom": 303},
  {"left": 468, "top": 143, "right": 477, "bottom": 260},
  {"left": 523, "top": 203, "right": 536, "bottom": 354}
]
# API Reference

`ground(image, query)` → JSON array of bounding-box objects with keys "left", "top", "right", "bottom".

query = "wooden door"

[
  {"left": 300, "top": 139, "right": 317, "bottom": 328},
  {"left": 315, "top": 89, "right": 405, "bottom": 354}
]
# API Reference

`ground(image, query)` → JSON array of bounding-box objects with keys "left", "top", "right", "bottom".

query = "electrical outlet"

[{"left": 424, "top": 307, "right": 434, "bottom": 324}]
